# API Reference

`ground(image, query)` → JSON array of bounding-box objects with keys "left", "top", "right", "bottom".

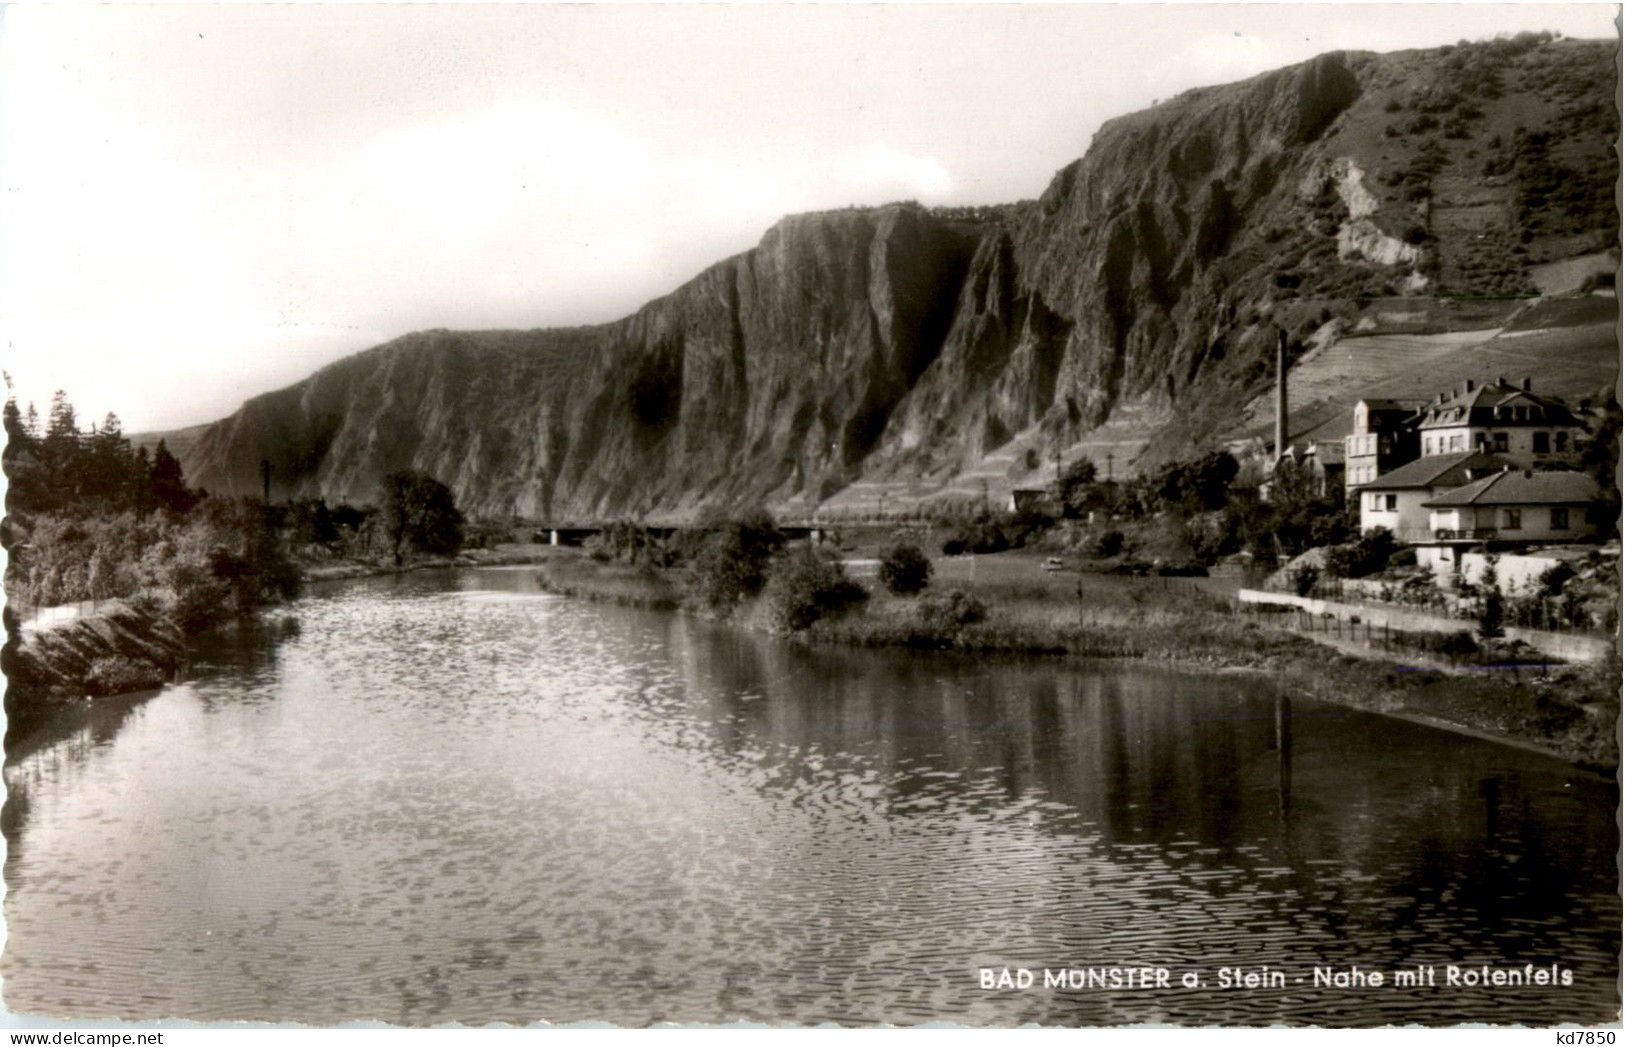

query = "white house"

[
  {"left": 1423, "top": 469, "right": 1600, "bottom": 541},
  {"left": 1414, "top": 377, "right": 1587, "bottom": 468},
  {"left": 1355, "top": 450, "right": 1510, "bottom": 542}
]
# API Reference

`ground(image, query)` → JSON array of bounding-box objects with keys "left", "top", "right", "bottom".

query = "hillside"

[{"left": 150, "top": 33, "right": 1619, "bottom": 521}]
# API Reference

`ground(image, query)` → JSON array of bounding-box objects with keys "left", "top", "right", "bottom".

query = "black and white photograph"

[{"left": 1, "top": 1, "right": 1619, "bottom": 1032}]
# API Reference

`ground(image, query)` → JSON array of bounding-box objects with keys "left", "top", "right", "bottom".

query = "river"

[{"left": 3, "top": 567, "right": 1618, "bottom": 1025}]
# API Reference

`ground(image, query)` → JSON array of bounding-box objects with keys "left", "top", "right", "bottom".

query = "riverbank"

[
  {"left": 537, "top": 552, "right": 1620, "bottom": 772},
  {"left": 3, "top": 599, "right": 187, "bottom": 739},
  {"left": 301, "top": 542, "right": 564, "bottom": 581}
]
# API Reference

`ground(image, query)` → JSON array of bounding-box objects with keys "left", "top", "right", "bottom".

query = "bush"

[
  {"left": 941, "top": 515, "right": 1024, "bottom": 556},
  {"left": 684, "top": 514, "right": 784, "bottom": 611},
  {"left": 1289, "top": 564, "right": 1321, "bottom": 597},
  {"left": 1091, "top": 530, "right": 1126, "bottom": 558},
  {"left": 878, "top": 543, "right": 932, "bottom": 595},
  {"left": 1409, "top": 630, "right": 1480, "bottom": 661},
  {"left": 1324, "top": 528, "right": 1399, "bottom": 580},
  {"left": 917, "top": 589, "right": 987, "bottom": 630},
  {"left": 760, "top": 548, "right": 867, "bottom": 632},
  {"left": 84, "top": 655, "right": 168, "bottom": 697},
  {"left": 1538, "top": 560, "right": 1577, "bottom": 597}
]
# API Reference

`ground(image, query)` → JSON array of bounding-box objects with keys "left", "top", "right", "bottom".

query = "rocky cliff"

[{"left": 160, "top": 35, "right": 1618, "bottom": 519}]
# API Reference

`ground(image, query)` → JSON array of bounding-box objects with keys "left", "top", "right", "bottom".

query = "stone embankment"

[{"left": 4, "top": 600, "right": 187, "bottom": 728}]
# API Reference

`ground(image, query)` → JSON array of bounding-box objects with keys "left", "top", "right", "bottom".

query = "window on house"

[
  {"left": 1385, "top": 494, "right": 1397, "bottom": 512},
  {"left": 1533, "top": 432, "right": 1549, "bottom": 453},
  {"left": 1492, "top": 432, "right": 1508, "bottom": 452},
  {"left": 1551, "top": 507, "right": 1569, "bottom": 529},
  {"left": 1503, "top": 508, "right": 1521, "bottom": 530},
  {"left": 1555, "top": 432, "right": 1568, "bottom": 452},
  {"left": 1451, "top": 435, "right": 1464, "bottom": 452}
]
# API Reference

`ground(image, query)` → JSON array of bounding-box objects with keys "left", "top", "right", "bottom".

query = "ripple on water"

[{"left": 3, "top": 568, "right": 1618, "bottom": 1026}]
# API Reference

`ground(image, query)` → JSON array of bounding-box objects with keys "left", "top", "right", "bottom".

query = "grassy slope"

[{"left": 1228, "top": 312, "right": 1618, "bottom": 447}]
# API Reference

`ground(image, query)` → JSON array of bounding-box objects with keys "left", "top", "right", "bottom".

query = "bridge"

[{"left": 528, "top": 523, "right": 824, "bottom": 547}]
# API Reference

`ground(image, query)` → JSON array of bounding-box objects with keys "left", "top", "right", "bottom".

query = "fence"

[{"left": 1237, "top": 588, "right": 1611, "bottom": 664}]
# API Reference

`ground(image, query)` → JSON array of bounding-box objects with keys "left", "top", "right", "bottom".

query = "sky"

[{"left": 2, "top": 2, "right": 1618, "bottom": 433}]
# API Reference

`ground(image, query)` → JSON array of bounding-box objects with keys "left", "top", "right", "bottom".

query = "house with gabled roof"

[
  {"left": 1354, "top": 450, "right": 1511, "bottom": 542},
  {"left": 1414, "top": 468, "right": 1603, "bottom": 577},
  {"left": 1414, "top": 376, "right": 1587, "bottom": 468}
]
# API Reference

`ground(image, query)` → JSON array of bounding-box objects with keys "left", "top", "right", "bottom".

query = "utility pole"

[{"left": 1105, "top": 451, "right": 1114, "bottom": 482}]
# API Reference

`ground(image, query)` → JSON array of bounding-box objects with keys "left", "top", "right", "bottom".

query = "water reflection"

[{"left": 4, "top": 568, "right": 1617, "bottom": 1026}]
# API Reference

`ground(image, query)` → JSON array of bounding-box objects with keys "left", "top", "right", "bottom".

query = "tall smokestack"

[{"left": 1275, "top": 328, "right": 1288, "bottom": 459}]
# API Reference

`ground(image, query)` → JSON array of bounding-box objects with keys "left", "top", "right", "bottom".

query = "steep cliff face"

[
  {"left": 182, "top": 206, "right": 988, "bottom": 518},
  {"left": 164, "top": 37, "right": 1617, "bottom": 519}
]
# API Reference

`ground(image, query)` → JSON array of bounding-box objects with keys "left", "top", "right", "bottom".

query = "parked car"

[{"left": 1042, "top": 557, "right": 1066, "bottom": 572}]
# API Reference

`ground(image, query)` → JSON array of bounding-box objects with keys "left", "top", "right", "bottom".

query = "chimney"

[
  {"left": 1465, "top": 379, "right": 1475, "bottom": 393},
  {"left": 1522, "top": 376, "right": 1532, "bottom": 391},
  {"left": 1275, "top": 328, "right": 1288, "bottom": 459},
  {"left": 1497, "top": 374, "right": 1507, "bottom": 387}
]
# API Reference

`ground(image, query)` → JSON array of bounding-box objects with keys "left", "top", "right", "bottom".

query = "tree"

[
  {"left": 149, "top": 439, "right": 199, "bottom": 514},
  {"left": 1478, "top": 556, "right": 1505, "bottom": 639},
  {"left": 380, "top": 470, "right": 464, "bottom": 564},
  {"left": 878, "top": 543, "right": 932, "bottom": 595},
  {"left": 1155, "top": 451, "right": 1239, "bottom": 516},
  {"left": 1580, "top": 392, "right": 1621, "bottom": 539},
  {"left": 1057, "top": 457, "right": 1100, "bottom": 519},
  {"left": 760, "top": 547, "right": 867, "bottom": 631},
  {"left": 686, "top": 513, "right": 785, "bottom": 610}
]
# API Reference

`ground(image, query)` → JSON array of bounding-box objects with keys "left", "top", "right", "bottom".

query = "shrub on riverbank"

[
  {"left": 879, "top": 543, "right": 932, "bottom": 595},
  {"left": 8, "top": 501, "right": 301, "bottom": 634},
  {"left": 4, "top": 390, "right": 304, "bottom": 638},
  {"left": 759, "top": 548, "right": 867, "bottom": 632},
  {"left": 684, "top": 513, "right": 785, "bottom": 612}
]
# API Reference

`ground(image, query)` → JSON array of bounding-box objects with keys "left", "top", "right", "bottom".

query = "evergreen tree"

[
  {"left": 1478, "top": 557, "right": 1506, "bottom": 639},
  {"left": 45, "top": 390, "right": 77, "bottom": 442},
  {"left": 149, "top": 439, "right": 198, "bottom": 514},
  {"left": 131, "top": 445, "right": 155, "bottom": 513},
  {"left": 3, "top": 397, "right": 26, "bottom": 445}
]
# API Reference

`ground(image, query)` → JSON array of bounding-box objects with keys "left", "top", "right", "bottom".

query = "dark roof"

[
  {"left": 1358, "top": 398, "right": 1425, "bottom": 412},
  {"left": 1423, "top": 469, "right": 1601, "bottom": 508},
  {"left": 1416, "top": 379, "right": 1580, "bottom": 431},
  {"left": 1310, "top": 441, "right": 1345, "bottom": 464},
  {"left": 1358, "top": 450, "right": 1512, "bottom": 491}
]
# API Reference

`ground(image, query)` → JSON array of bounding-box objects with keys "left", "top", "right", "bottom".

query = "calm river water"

[{"left": 4, "top": 567, "right": 1618, "bottom": 1025}]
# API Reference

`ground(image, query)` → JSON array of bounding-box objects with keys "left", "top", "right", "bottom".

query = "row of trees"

[
  {"left": 4, "top": 394, "right": 197, "bottom": 518},
  {"left": 4, "top": 388, "right": 469, "bottom": 629}
]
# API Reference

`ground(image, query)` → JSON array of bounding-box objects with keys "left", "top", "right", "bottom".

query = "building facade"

[
  {"left": 1414, "top": 377, "right": 1587, "bottom": 469},
  {"left": 1413, "top": 469, "right": 1601, "bottom": 576},
  {"left": 1355, "top": 450, "right": 1510, "bottom": 541},
  {"left": 1344, "top": 398, "right": 1422, "bottom": 496}
]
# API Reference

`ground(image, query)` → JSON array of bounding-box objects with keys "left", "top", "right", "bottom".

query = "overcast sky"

[{"left": 2, "top": 3, "right": 1617, "bottom": 433}]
